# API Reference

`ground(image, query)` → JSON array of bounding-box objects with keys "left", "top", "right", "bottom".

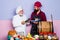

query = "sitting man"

[{"left": 12, "top": 6, "right": 27, "bottom": 36}]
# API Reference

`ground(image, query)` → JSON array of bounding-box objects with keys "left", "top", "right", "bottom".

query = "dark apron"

[{"left": 30, "top": 15, "right": 41, "bottom": 36}]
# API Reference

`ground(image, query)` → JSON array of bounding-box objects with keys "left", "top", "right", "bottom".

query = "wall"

[{"left": 0, "top": 0, "right": 60, "bottom": 40}]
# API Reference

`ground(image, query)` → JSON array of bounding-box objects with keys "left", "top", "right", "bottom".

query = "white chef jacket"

[{"left": 12, "top": 14, "right": 27, "bottom": 35}]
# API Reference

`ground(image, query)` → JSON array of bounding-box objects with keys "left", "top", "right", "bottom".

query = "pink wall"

[
  {"left": 53, "top": 20, "right": 60, "bottom": 40},
  {"left": 0, "top": 20, "right": 13, "bottom": 40},
  {"left": 0, "top": 20, "right": 60, "bottom": 40}
]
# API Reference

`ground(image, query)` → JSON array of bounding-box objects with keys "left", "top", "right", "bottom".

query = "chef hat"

[
  {"left": 16, "top": 6, "right": 23, "bottom": 14},
  {"left": 34, "top": 1, "right": 42, "bottom": 7}
]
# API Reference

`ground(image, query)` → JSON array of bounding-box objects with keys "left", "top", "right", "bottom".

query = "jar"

[
  {"left": 47, "top": 32, "right": 52, "bottom": 40},
  {"left": 43, "top": 32, "right": 48, "bottom": 40},
  {"left": 39, "top": 32, "right": 44, "bottom": 40}
]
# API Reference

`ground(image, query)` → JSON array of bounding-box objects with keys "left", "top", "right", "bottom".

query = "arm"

[
  {"left": 30, "top": 12, "right": 38, "bottom": 24},
  {"left": 30, "top": 12, "right": 34, "bottom": 20},
  {"left": 41, "top": 12, "right": 47, "bottom": 21},
  {"left": 12, "top": 16, "right": 21, "bottom": 27}
]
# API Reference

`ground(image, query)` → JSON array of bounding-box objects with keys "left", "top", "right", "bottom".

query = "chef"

[{"left": 12, "top": 6, "right": 27, "bottom": 36}]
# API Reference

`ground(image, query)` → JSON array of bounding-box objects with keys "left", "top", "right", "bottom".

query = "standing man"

[{"left": 30, "top": 1, "right": 47, "bottom": 36}]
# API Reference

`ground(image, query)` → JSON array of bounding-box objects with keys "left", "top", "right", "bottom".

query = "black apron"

[{"left": 30, "top": 15, "right": 41, "bottom": 36}]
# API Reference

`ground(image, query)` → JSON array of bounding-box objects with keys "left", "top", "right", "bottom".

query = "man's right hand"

[{"left": 21, "top": 21, "right": 25, "bottom": 25}]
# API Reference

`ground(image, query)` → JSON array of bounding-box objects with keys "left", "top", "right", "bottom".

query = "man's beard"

[
  {"left": 34, "top": 9, "right": 39, "bottom": 13},
  {"left": 19, "top": 14, "right": 23, "bottom": 17}
]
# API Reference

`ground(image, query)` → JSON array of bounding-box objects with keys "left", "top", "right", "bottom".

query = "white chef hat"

[{"left": 16, "top": 6, "right": 23, "bottom": 14}]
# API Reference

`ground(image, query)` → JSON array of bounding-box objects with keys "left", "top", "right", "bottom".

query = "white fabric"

[
  {"left": 16, "top": 6, "right": 23, "bottom": 14},
  {"left": 12, "top": 15, "right": 27, "bottom": 36}
]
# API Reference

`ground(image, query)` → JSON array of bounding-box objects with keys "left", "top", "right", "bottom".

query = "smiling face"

[{"left": 18, "top": 10, "right": 24, "bottom": 16}]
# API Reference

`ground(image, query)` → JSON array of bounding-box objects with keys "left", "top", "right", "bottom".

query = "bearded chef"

[
  {"left": 12, "top": 6, "right": 27, "bottom": 36},
  {"left": 30, "top": 1, "right": 47, "bottom": 36}
]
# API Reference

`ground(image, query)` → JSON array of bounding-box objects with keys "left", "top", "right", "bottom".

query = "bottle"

[
  {"left": 39, "top": 32, "right": 44, "bottom": 40},
  {"left": 47, "top": 32, "right": 52, "bottom": 40},
  {"left": 43, "top": 32, "right": 48, "bottom": 40}
]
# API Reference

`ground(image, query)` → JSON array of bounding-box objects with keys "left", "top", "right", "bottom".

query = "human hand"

[{"left": 21, "top": 21, "right": 25, "bottom": 25}]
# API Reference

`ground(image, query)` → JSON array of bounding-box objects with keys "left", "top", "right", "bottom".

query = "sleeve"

[
  {"left": 12, "top": 16, "right": 21, "bottom": 28},
  {"left": 30, "top": 12, "right": 34, "bottom": 20}
]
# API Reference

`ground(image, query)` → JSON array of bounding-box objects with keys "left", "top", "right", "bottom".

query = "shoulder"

[
  {"left": 41, "top": 11, "right": 45, "bottom": 14},
  {"left": 23, "top": 14, "right": 26, "bottom": 17},
  {"left": 40, "top": 11, "right": 46, "bottom": 15},
  {"left": 13, "top": 15, "right": 18, "bottom": 18},
  {"left": 31, "top": 12, "right": 35, "bottom": 16},
  {"left": 32, "top": 12, "right": 34, "bottom": 14},
  {"left": 21, "top": 14, "right": 27, "bottom": 18},
  {"left": 23, "top": 14, "right": 27, "bottom": 20}
]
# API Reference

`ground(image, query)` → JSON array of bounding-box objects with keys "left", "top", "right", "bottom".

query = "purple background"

[{"left": 0, "top": 0, "right": 60, "bottom": 20}]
